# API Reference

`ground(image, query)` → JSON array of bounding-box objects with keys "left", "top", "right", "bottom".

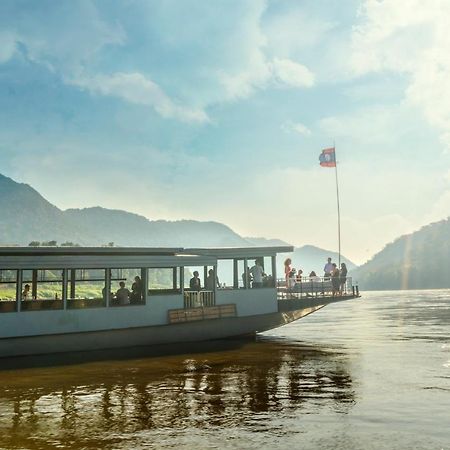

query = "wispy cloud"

[
  {"left": 282, "top": 120, "right": 312, "bottom": 136},
  {"left": 271, "top": 58, "right": 315, "bottom": 88},
  {"left": 71, "top": 72, "right": 210, "bottom": 123}
]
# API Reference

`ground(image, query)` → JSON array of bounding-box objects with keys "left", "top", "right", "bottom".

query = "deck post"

[
  {"left": 141, "top": 268, "right": 147, "bottom": 302},
  {"left": 16, "top": 270, "right": 22, "bottom": 313},
  {"left": 32, "top": 269, "right": 38, "bottom": 299},
  {"left": 180, "top": 267, "right": 184, "bottom": 294},
  {"left": 271, "top": 256, "right": 277, "bottom": 287},
  {"left": 105, "top": 269, "right": 111, "bottom": 307},
  {"left": 244, "top": 258, "right": 248, "bottom": 289},
  {"left": 233, "top": 259, "right": 238, "bottom": 289},
  {"left": 62, "top": 269, "right": 68, "bottom": 310}
]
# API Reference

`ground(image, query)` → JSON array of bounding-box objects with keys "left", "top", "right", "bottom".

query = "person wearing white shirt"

[
  {"left": 323, "top": 257, "right": 333, "bottom": 278},
  {"left": 249, "top": 260, "right": 264, "bottom": 288}
]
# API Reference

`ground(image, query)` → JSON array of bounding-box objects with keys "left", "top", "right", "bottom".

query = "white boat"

[{"left": 0, "top": 246, "right": 359, "bottom": 358}]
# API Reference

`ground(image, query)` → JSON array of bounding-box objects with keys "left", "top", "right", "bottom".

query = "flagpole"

[{"left": 334, "top": 145, "right": 341, "bottom": 267}]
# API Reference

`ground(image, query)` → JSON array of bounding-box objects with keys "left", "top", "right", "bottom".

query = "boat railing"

[
  {"left": 184, "top": 290, "right": 215, "bottom": 309},
  {"left": 277, "top": 276, "right": 357, "bottom": 299}
]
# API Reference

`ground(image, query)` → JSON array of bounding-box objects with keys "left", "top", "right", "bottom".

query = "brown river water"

[{"left": 0, "top": 290, "right": 449, "bottom": 449}]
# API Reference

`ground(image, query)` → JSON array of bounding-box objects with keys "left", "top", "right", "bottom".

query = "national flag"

[{"left": 319, "top": 147, "right": 336, "bottom": 167}]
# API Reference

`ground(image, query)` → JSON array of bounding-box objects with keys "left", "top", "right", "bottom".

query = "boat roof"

[
  {"left": 183, "top": 246, "right": 294, "bottom": 258},
  {"left": 0, "top": 246, "right": 293, "bottom": 270},
  {"left": 0, "top": 247, "right": 183, "bottom": 257}
]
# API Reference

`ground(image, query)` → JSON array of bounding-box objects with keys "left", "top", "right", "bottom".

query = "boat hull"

[{"left": 0, "top": 303, "right": 326, "bottom": 358}]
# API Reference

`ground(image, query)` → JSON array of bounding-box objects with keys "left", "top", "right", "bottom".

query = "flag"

[{"left": 319, "top": 147, "right": 336, "bottom": 167}]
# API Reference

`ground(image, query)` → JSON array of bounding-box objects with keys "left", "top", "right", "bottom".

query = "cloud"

[
  {"left": 281, "top": 121, "right": 312, "bottom": 136},
  {"left": 271, "top": 58, "right": 315, "bottom": 88},
  {"left": 350, "top": 0, "right": 450, "bottom": 150},
  {"left": 71, "top": 72, "right": 210, "bottom": 123},
  {"left": 0, "top": 31, "right": 17, "bottom": 63}
]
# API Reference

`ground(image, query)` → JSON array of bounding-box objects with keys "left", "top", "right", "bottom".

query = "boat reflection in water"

[{"left": 0, "top": 338, "right": 354, "bottom": 449}]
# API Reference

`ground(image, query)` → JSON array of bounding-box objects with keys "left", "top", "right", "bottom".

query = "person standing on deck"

[
  {"left": 250, "top": 259, "right": 264, "bottom": 288},
  {"left": 340, "top": 263, "right": 348, "bottom": 295},
  {"left": 190, "top": 271, "right": 201, "bottom": 291},
  {"left": 205, "top": 269, "right": 219, "bottom": 291},
  {"left": 284, "top": 258, "right": 292, "bottom": 285},
  {"left": 331, "top": 263, "right": 340, "bottom": 297},
  {"left": 324, "top": 257, "right": 333, "bottom": 279}
]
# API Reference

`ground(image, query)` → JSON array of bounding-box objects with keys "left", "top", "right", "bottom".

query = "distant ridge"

[
  {"left": 0, "top": 173, "right": 250, "bottom": 248},
  {"left": 352, "top": 218, "right": 450, "bottom": 290}
]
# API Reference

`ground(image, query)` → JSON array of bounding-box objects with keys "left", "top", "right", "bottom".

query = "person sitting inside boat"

[
  {"left": 249, "top": 259, "right": 264, "bottom": 288},
  {"left": 189, "top": 271, "right": 201, "bottom": 291},
  {"left": 130, "top": 275, "right": 143, "bottom": 302},
  {"left": 296, "top": 269, "right": 303, "bottom": 282},
  {"left": 205, "top": 269, "right": 219, "bottom": 291},
  {"left": 22, "top": 284, "right": 31, "bottom": 300},
  {"left": 116, "top": 281, "right": 130, "bottom": 305}
]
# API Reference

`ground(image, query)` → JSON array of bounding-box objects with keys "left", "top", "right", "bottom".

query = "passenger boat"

[{"left": 0, "top": 246, "right": 360, "bottom": 358}]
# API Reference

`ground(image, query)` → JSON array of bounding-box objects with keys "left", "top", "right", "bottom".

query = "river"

[{"left": 0, "top": 290, "right": 449, "bottom": 449}]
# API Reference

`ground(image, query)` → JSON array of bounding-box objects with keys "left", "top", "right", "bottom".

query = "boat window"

[
  {"left": 148, "top": 267, "right": 181, "bottom": 295},
  {"left": 217, "top": 259, "right": 233, "bottom": 289},
  {"left": 21, "top": 269, "right": 64, "bottom": 311},
  {"left": 67, "top": 269, "right": 106, "bottom": 309},
  {"left": 0, "top": 270, "right": 17, "bottom": 313},
  {"left": 263, "top": 256, "right": 275, "bottom": 288},
  {"left": 110, "top": 268, "right": 145, "bottom": 305}
]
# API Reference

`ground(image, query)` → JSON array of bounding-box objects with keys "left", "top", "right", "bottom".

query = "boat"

[{"left": 0, "top": 246, "right": 360, "bottom": 358}]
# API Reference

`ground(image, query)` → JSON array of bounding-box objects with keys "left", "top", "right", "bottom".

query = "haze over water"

[{"left": 0, "top": 291, "right": 449, "bottom": 449}]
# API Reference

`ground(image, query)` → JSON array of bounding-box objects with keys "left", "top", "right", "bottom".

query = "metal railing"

[
  {"left": 277, "top": 276, "right": 356, "bottom": 299},
  {"left": 184, "top": 290, "right": 215, "bottom": 308}
]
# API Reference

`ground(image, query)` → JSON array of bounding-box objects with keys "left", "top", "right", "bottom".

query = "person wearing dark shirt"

[
  {"left": 131, "top": 275, "right": 143, "bottom": 302},
  {"left": 189, "top": 271, "right": 201, "bottom": 291}
]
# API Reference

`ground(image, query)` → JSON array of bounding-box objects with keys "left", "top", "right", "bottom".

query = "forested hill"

[
  {"left": 352, "top": 218, "right": 450, "bottom": 290},
  {"left": 0, "top": 173, "right": 249, "bottom": 247}
]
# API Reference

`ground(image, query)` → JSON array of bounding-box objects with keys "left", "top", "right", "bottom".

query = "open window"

[
  {"left": 148, "top": 267, "right": 181, "bottom": 295},
  {"left": 67, "top": 269, "right": 106, "bottom": 309},
  {"left": 0, "top": 270, "right": 17, "bottom": 312},
  {"left": 21, "top": 269, "right": 63, "bottom": 311}
]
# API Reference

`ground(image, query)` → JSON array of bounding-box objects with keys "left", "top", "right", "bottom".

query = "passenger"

[
  {"left": 116, "top": 281, "right": 130, "bottom": 305},
  {"left": 288, "top": 268, "right": 297, "bottom": 288},
  {"left": 249, "top": 259, "right": 264, "bottom": 288},
  {"left": 205, "top": 269, "right": 219, "bottom": 291},
  {"left": 331, "top": 263, "right": 340, "bottom": 297},
  {"left": 323, "top": 257, "right": 333, "bottom": 279},
  {"left": 189, "top": 271, "right": 201, "bottom": 291},
  {"left": 131, "top": 276, "right": 143, "bottom": 302},
  {"left": 340, "top": 263, "right": 348, "bottom": 295},
  {"left": 242, "top": 266, "right": 252, "bottom": 288},
  {"left": 284, "top": 258, "right": 292, "bottom": 285},
  {"left": 22, "top": 284, "right": 31, "bottom": 300},
  {"left": 296, "top": 269, "right": 303, "bottom": 282},
  {"left": 263, "top": 274, "right": 274, "bottom": 287},
  {"left": 309, "top": 271, "right": 321, "bottom": 282}
]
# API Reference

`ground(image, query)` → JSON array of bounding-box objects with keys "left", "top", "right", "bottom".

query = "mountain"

[
  {"left": 352, "top": 218, "right": 450, "bottom": 290},
  {"left": 245, "top": 237, "right": 291, "bottom": 247},
  {"left": 284, "top": 245, "right": 357, "bottom": 276},
  {"left": 0, "top": 174, "right": 250, "bottom": 247}
]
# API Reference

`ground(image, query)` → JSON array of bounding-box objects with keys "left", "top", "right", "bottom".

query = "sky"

[{"left": 1, "top": 0, "right": 450, "bottom": 265}]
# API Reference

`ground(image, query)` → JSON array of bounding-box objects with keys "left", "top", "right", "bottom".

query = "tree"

[{"left": 28, "top": 241, "right": 41, "bottom": 247}]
